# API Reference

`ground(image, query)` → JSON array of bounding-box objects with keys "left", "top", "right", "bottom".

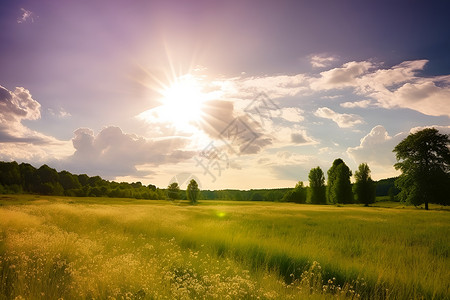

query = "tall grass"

[{"left": 0, "top": 196, "right": 449, "bottom": 299}]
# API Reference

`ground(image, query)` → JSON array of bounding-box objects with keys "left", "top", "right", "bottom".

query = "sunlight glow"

[
  {"left": 159, "top": 74, "right": 207, "bottom": 128},
  {"left": 137, "top": 72, "right": 219, "bottom": 133},
  {"left": 216, "top": 212, "right": 226, "bottom": 218}
]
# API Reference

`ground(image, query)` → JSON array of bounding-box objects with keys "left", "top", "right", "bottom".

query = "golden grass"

[{"left": 0, "top": 196, "right": 449, "bottom": 299}]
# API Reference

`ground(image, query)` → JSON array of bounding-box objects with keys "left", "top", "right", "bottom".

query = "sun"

[
  {"left": 159, "top": 74, "right": 206, "bottom": 128},
  {"left": 137, "top": 72, "right": 215, "bottom": 133}
]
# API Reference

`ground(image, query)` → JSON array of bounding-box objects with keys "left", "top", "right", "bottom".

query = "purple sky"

[{"left": 1, "top": 0, "right": 449, "bottom": 189}]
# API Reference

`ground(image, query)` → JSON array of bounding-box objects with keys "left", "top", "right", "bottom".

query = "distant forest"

[{"left": 0, "top": 161, "right": 397, "bottom": 202}]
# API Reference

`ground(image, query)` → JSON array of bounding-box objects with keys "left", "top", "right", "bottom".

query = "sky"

[{"left": 1, "top": 0, "right": 449, "bottom": 190}]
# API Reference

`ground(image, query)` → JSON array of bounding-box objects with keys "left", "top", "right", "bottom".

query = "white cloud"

[
  {"left": 310, "top": 54, "right": 338, "bottom": 68},
  {"left": 17, "top": 8, "right": 35, "bottom": 24},
  {"left": 359, "top": 60, "right": 450, "bottom": 117},
  {"left": 311, "top": 61, "right": 374, "bottom": 89},
  {"left": 311, "top": 59, "right": 450, "bottom": 117},
  {"left": 314, "top": 107, "right": 364, "bottom": 128},
  {"left": 347, "top": 125, "right": 405, "bottom": 168},
  {"left": 233, "top": 59, "right": 449, "bottom": 118},
  {"left": 363, "top": 60, "right": 428, "bottom": 92},
  {"left": 232, "top": 74, "right": 309, "bottom": 99},
  {"left": 340, "top": 100, "right": 372, "bottom": 108},
  {"left": 0, "top": 85, "right": 55, "bottom": 144},
  {"left": 279, "top": 107, "right": 304, "bottom": 122},
  {"left": 0, "top": 86, "right": 40, "bottom": 121},
  {"left": 63, "top": 126, "right": 196, "bottom": 178},
  {"left": 321, "top": 95, "right": 342, "bottom": 100},
  {"left": 387, "top": 81, "right": 450, "bottom": 117},
  {"left": 410, "top": 125, "right": 450, "bottom": 135},
  {"left": 0, "top": 142, "right": 72, "bottom": 165},
  {"left": 48, "top": 107, "right": 71, "bottom": 119},
  {"left": 319, "top": 147, "right": 332, "bottom": 154}
]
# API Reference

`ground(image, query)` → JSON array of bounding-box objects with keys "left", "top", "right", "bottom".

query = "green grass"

[{"left": 1, "top": 195, "right": 449, "bottom": 299}]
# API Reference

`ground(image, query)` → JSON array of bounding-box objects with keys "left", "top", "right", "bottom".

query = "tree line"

[{"left": 0, "top": 162, "right": 165, "bottom": 199}]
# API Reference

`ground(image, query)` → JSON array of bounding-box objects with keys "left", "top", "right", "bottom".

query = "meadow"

[{"left": 0, "top": 195, "right": 449, "bottom": 299}]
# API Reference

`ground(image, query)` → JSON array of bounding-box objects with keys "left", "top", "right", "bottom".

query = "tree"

[
  {"left": 0, "top": 161, "right": 21, "bottom": 186},
  {"left": 36, "top": 164, "right": 63, "bottom": 195},
  {"left": 186, "top": 179, "right": 200, "bottom": 204},
  {"left": 167, "top": 182, "right": 180, "bottom": 200},
  {"left": 353, "top": 163, "right": 376, "bottom": 206},
  {"left": 393, "top": 128, "right": 450, "bottom": 209},
  {"left": 59, "top": 171, "right": 81, "bottom": 191},
  {"left": 327, "top": 159, "right": 353, "bottom": 204},
  {"left": 282, "top": 181, "right": 307, "bottom": 203},
  {"left": 308, "top": 166, "right": 326, "bottom": 204},
  {"left": 19, "top": 163, "right": 38, "bottom": 192}
]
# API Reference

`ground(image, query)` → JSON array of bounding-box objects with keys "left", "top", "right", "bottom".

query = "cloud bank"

[{"left": 63, "top": 126, "right": 195, "bottom": 177}]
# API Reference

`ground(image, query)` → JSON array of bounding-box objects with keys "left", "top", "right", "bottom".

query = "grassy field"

[{"left": 0, "top": 195, "right": 449, "bottom": 299}]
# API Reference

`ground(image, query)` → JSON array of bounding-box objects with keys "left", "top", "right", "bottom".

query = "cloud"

[
  {"left": 291, "top": 133, "right": 308, "bottom": 144},
  {"left": 0, "top": 86, "right": 40, "bottom": 121},
  {"left": 363, "top": 60, "right": 428, "bottom": 92},
  {"left": 321, "top": 95, "right": 342, "bottom": 100},
  {"left": 290, "top": 130, "right": 315, "bottom": 145},
  {"left": 365, "top": 61, "right": 450, "bottom": 117},
  {"left": 311, "top": 61, "right": 373, "bottom": 89},
  {"left": 310, "top": 54, "right": 338, "bottom": 68},
  {"left": 340, "top": 100, "right": 372, "bottom": 108},
  {"left": 314, "top": 107, "right": 364, "bottom": 128},
  {"left": 0, "top": 85, "right": 55, "bottom": 144},
  {"left": 410, "top": 125, "right": 450, "bottom": 135},
  {"left": 232, "top": 74, "right": 309, "bottom": 99},
  {"left": 319, "top": 147, "right": 332, "bottom": 154},
  {"left": 0, "top": 142, "right": 72, "bottom": 165},
  {"left": 63, "top": 126, "right": 196, "bottom": 178},
  {"left": 387, "top": 81, "right": 450, "bottom": 117},
  {"left": 347, "top": 125, "right": 404, "bottom": 167},
  {"left": 48, "top": 107, "right": 71, "bottom": 119},
  {"left": 17, "top": 8, "right": 36, "bottom": 24},
  {"left": 311, "top": 59, "right": 450, "bottom": 117},
  {"left": 279, "top": 107, "right": 304, "bottom": 122}
]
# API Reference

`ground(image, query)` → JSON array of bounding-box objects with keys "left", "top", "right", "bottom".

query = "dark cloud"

[{"left": 291, "top": 133, "right": 308, "bottom": 144}]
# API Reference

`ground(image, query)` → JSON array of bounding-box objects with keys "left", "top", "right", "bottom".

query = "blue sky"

[{"left": 1, "top": 0, "right": 449, "bottom": 189}]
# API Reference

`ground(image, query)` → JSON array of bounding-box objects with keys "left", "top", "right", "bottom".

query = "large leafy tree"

[
  {"left": 308, "top": 166, "right": 326, "bottom": 204},
  {"left": 353, "top": 163, "right": 376, "bottom": 206},
  {"left": 327, "top": 159, "right": 353, "bottom": 204},
  {"left": 393, "top": 128, "right": 450, "bottom": 209},
  {"left": 167, "top": 182, "right": 180, "bottom": 200},
  {"left": 186, "top": 179, "right": 200, "bottom": 204}
]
